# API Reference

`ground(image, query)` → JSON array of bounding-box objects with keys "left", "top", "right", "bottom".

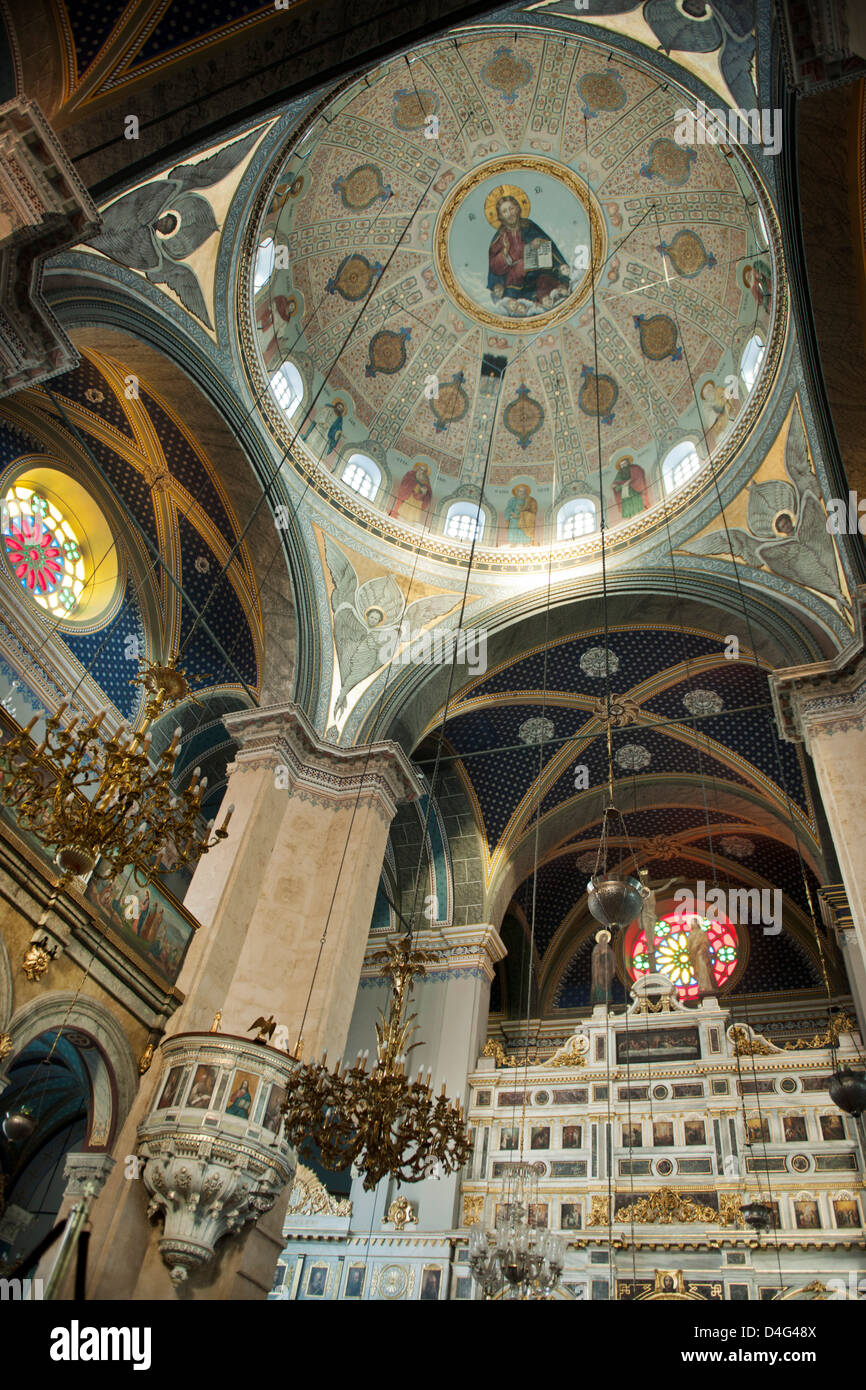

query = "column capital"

[
  {"left": 361, "top": 924, "right": 506, "bottom": 984},
  {"left": 771, "top": 587, "right": 866, "bottom": 748},
  {"left": 62, "top": 1150, "right": 116, "bottom": 1199},
  {"left": 224, "top": 701, "right": 422, "bottom": 819}
]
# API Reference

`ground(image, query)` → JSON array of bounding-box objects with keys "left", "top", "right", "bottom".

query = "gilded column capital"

[
  {"left": 361, "top": 924, "right": 506, "bottom": 983},
  {"left": 223, "top": 702, "right": 422, "bottom": 818},
  {"left": 771, "top": 587, "right": 866, "bottom": 749}
]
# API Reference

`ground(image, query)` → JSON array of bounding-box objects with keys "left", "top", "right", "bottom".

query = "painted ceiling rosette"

[{"left": 243, "top": 26, "right": 783, "bottom": 568}]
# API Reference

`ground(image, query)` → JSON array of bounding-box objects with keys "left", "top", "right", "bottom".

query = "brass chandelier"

[
  {"left": 0, "top": 656, "right": 232, "bottom": 883},
  {"left": 281, "top": 935, "right": 472, "bottom": 1190}
]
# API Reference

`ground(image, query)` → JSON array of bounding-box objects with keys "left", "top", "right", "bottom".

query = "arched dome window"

[
  {"left": 557, "top": 497, "right": 596, "bottom": 541},
  {"left": 444, "top": 502, "right": 484, "bottom": 543},
  {"left": 269, "top": 363, "right": 303, "bottom": 418},
  {"left": 662, "top": 440, "right": 701, "bottom": 494},
  {"left": 739, "top": 335, "right": 765, "bottom": 393},
  {"left": 253, "top": 237, "right": 275, "bottom": 292},
  {"left": 341, "top": 454, "right": 381, "bottom": 500}
]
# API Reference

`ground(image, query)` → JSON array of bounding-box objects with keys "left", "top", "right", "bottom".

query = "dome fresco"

[{"left": 245, "top": 27, "right": 782, "bottom": 566}]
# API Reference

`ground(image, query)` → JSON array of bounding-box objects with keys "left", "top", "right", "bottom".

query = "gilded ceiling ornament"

[
  {"left": 503, "top": 385, "right": 544, "bottom": 449},
  {"left": 576, "top": 71, "right": 627, "bottom": 117},
  {"left": 332, "top": 164, "right": 391, "bottom": 211},
  {"left": 580, "top": 645, "right": 619, "bottom": 679},
  {"left": 578, "top": 366, "right": 618, "bottom": 424},
  {"left": 683, "top": 688, "right": 723, "bottom": 715},
  {"left": 481, "top": 46, "right": 533, "bottom": 104},
  {"left": 391, "top": 89, "right": 439, "bottom": 131},
  {"left": 327, "top": 253, "right": 383, "bottom": 302},
  {"left": 365, "top": 326, "right": 411, "bottom": 378},
  {"left": 718, "top": 835, "right": 754, "bottom": 858},
  {"left": 429, "top": 371, "right": 469, "bottom": 432},
  {"left": 634, "top": 313, "right": 682, "bottom": 363},
  {"left": 615, "top": 743, "right": 651, "bottom": 772},
  {"left": 639, "top": 834, "right": 680, "bottom": 862},
  {"left": 640, "top": 138, "right": 697, "bottom": 185},
  {"left": 658, "top": 229, "right": 717, "bottom": 279},
  {"left": 592, "top": 695, "right": 640, "bottom": 727},
  {"left": 0, "top": 1032, "right": 12, "bottom": 1061},
  {"left": 518, "top": 715, "right": 555, "bottom": 746}
]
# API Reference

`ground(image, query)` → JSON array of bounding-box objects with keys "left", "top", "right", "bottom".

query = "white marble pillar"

[
  {"left": 771, "top": 587, "right": 866, "bottom": 997},
  {"left": 344, "top": 924, "right": 506, "bottom": 1238},
  {"left": 85, "top": 702, "right": 421, "bottom": 1300}
]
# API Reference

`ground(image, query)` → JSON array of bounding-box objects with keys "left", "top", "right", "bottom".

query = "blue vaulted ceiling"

[
  {"left": 1, "top": 350, "right": 262, "bottom": 812},
  {"left": 441, "top": 627, "right": 813, "bottom": 857}
]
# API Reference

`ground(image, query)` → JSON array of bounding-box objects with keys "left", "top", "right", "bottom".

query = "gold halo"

[
  {"left": 595, "top": 929, "right": 612, "bottom": 943},
  {"left": 484, "top": 184, "right": 531, "bottom": 226}
]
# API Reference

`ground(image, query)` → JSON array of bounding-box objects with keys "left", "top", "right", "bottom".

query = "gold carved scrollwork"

[
  {"left": 783, "top": 1014, "right": 857, "bottom": 1050},
  {"left": 288, "top": 1163, "right": 353, "bottom": 1218},
  {"left": 386, "top": 1195, "right": 417, "bottom": 1229},
  {"left": 590, "top": 1187, "right": 743, "bottom": 1226},
  {"left": 729, "top": 1025, "right": 778, "bottom": 1056},
  {"left": 463, "top": 1194, "right": 484, "bottom": 1227},
  {"left": 482, "top": 1040, "right": 535, "bottom": 1069},
  {"left": 589, "top": 1196, "right": 611, "bottom": 1227},
  {"left": 548, "top": 1035, "right": 588, "bottom": 1069}
]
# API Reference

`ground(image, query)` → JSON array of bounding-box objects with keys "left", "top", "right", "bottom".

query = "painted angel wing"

[
  {"left": 759, "top": 495, "right": 845, "bottom": 603},
  {"left": 403, "top": 594, "right": 459, "bottom": 634},
  {"left": 169, "top": 127, "right": 265, "bottom": 191},
  {"left": 682, "top": 528, "right": 765, "bottom": 567},
  {"left": 783, "top": 406, "right": 816, "bottom": 502},
  {"left": 147, "top": 259, "right": 212, "bottom": 327},
  {"left": 323, "top": 534, "right": 358, "bottom": 613},
  {"left": 746, "top": 479, "right": 796, "bottom": 538}
]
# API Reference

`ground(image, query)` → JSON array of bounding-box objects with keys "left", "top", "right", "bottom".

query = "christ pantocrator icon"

[{"left": 486, "top": 186, "right": 571, "bottom": 314}]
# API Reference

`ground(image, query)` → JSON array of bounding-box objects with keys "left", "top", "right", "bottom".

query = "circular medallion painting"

[{"left": 435, "top": 157, "right": 605, "bottom": 331}]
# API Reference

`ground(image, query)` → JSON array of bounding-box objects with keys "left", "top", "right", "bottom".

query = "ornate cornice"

[
  {"left": 224, "top": 701, "right": 422, "bottom": 817},
  {"left": 361, "top": 923, "right": 505, "bottom": 983},
  {"left": 771, "top": 586, "right": 866, "bottom": 746}
]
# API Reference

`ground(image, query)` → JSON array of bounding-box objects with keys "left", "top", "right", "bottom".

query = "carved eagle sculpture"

[
  {"left": 324, "top": 534, "right": 456, "bottom": 717},
  {"left": 683, "top": 409, "right": 849, "bottom": 614},
  {"left": 248, "top": 1015, "right": 277, "bottom": 1044}
]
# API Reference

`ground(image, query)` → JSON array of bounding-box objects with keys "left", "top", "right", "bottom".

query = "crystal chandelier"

[
  {"left": 0, "top": 657, "right": 232, "bottom": 882},
  {"left": 468, "top": 1162, "right": 566, "bottom": 1300},
  {"left": 281, "top": 935, "right": 472, "bottom": 1191}
]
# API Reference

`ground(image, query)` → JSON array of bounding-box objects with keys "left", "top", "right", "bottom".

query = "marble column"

[
  {"left": 33, "top": 1152, "right": 115, "bottom": 1290},
  {"left": 85, "top": 702, "right": 421, "bottom": 1300},
  {"left": 344, "top": 924, "right": 506, "bottom": 1240},
  {"left": 771, "top": 587, "right": 866, "bottom": 993}
]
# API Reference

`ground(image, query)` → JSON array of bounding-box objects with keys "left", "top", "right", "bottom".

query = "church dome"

[{"left": 243, "top": 26, "right": 782, "bottom": 569}]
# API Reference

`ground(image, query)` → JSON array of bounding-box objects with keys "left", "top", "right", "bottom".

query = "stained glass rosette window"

[
  {"left": 2, "top": 487, "right": 86, "bottom": 615},
  {"left": 628, "top": 911, "right": 738, "bottom": 1002}
]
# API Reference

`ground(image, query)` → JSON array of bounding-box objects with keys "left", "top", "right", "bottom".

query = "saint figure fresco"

[
  {"left": 504, "top": 483, "right": 537, "bottom": 544},
  {"left": 389, "top": 462, "right": 433, "bottom": 524}
]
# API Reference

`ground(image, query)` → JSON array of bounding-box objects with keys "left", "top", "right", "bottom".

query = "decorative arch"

[{"left": 6, "top": 991, "right": 138, "bottom": 1146}]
